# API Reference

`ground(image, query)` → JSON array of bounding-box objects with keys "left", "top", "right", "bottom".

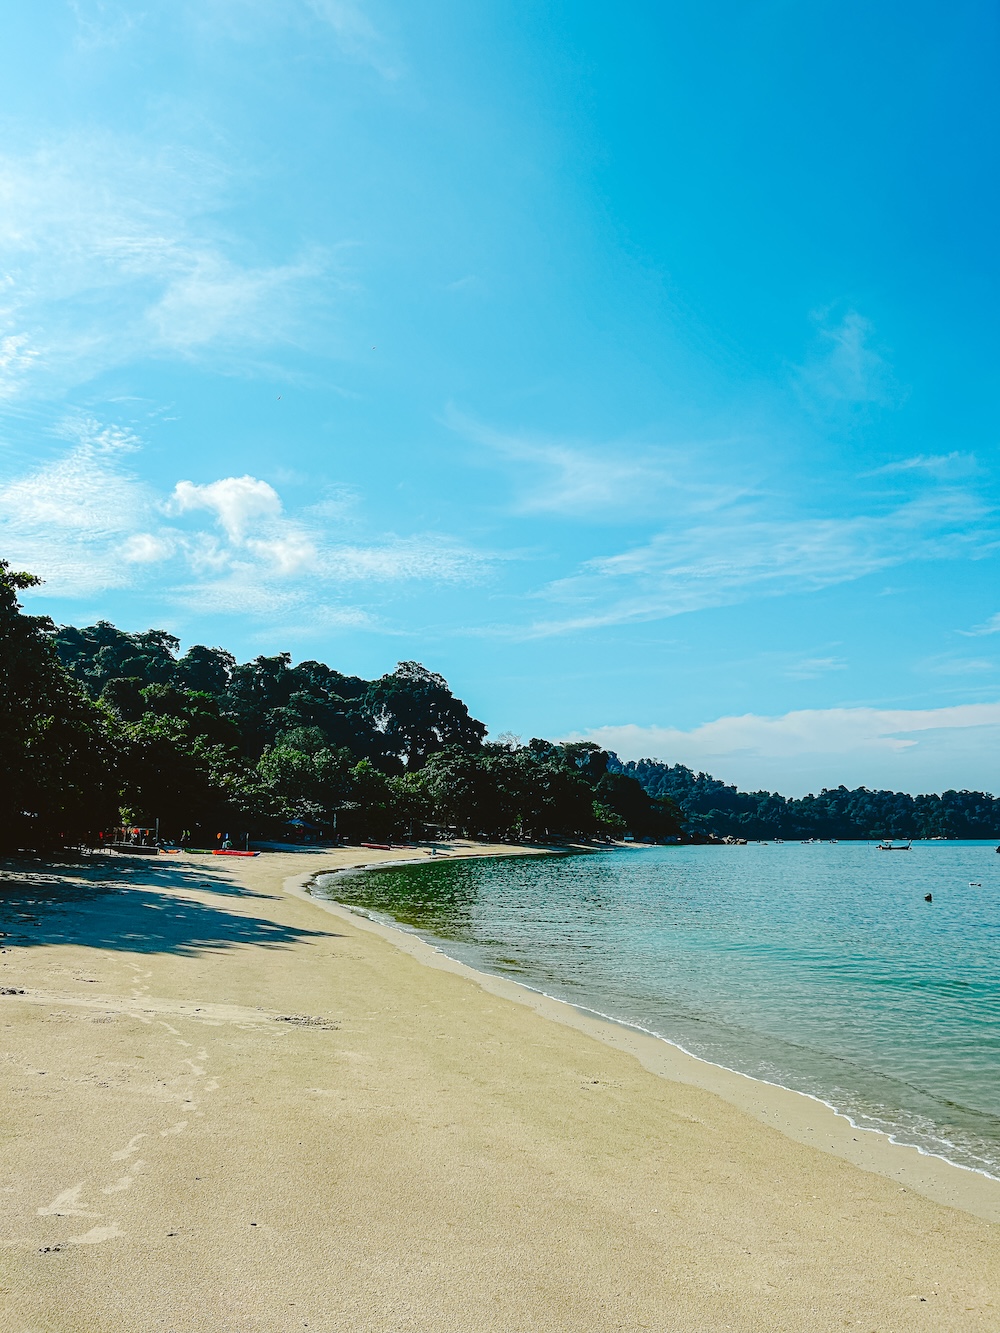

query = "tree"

[
  {"left": 175, "top": 644, "right": 236, "bottom": 696},
  {"left": 255, "top": 732, "right": 355, "bottom": 828},
  {"left": 222, "top": 653, "right": 295, "bottom": 757},
  {"left": 0, "top": 562, "right": 118, "bottom": 849},
  {"left": 54, "top": 621, "right": 180, "bottom": 697},
  {"left": 365, "top": 661, "right": 487, "bottom": 769}
]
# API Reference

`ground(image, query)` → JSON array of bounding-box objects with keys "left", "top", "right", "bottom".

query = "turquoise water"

[{"left": 313, "top": 843, "right": 1000, "bottom": 1176}]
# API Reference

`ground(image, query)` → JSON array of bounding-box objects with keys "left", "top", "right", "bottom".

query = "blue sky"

[{"left": 2, "top": 0, "right": 999, "bottom": 794}]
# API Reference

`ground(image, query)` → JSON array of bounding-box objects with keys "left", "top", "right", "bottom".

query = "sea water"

[{"left": 313, "top": 842, "right": 1000, "bottom": 1177}]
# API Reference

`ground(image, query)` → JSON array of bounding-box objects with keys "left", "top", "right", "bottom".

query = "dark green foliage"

[
  {"left": 255, "top": 730, "right": 355, "bottom": 828},
  {"left": 609, "top": 757, "right": 1000, "bottom": 840},
  {"left": 174, "top": 644, "right": 236, "bottom": 697},
  {"left": 365, "top": 661, "right": 487, "bottom": 768},
  {"left": 415, "top": 740, "right": 682, "bottom": 841},
  {"left": 54, "top": 621, "right": 180, "bottom": 696},
  {"left": 15, "top": 568, "right": 994, "bottom": 850},
  {"left": 0, "top": 563, "right": 118, "bottom": 849}
]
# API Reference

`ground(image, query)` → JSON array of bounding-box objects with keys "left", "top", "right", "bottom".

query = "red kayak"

[
  {"left": 212, "top": 849, "right": 259, "bottom": 857},
  {"left": 361, "top": 842, "right": 392, "bottom": 850}
]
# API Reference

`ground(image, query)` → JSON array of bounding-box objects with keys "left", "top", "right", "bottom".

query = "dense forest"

[
  {"left": 610, "top": 757, "right": 1000, "bottom": 841},
  {"left": 0, "top": 560, "right": 680, "bottom": 851},
  {"left": 4, "top": 559, "right": 998, "bottom": 852}
]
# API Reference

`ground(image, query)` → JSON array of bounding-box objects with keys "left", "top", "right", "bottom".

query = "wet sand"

[{"left": 0, "top": 844, "right": 998, "bottom": 1332}]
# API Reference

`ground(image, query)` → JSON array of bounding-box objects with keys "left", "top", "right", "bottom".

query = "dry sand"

[{"left": 0, "top": 843, "right": 997, "bottom": 1332}]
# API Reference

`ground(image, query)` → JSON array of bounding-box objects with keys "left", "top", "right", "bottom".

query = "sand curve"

[{"left": 0, "top": 842, "right": 996, "bottom": 1332}]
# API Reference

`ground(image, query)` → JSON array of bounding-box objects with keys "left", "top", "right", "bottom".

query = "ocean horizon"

[{"left": 314, "top": 842, "right": 1000, "bottom": 1179}]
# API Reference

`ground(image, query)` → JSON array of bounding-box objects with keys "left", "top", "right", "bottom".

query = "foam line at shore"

[{"left": 285, "top": 851, "right": 1000, "bottom": 1225}]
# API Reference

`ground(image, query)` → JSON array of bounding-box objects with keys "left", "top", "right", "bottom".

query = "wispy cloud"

[
  {"left": 864, "top": 452, "right": 978, "bottom": 480},
  {"left": 569, "top": 702, "right": 1000, "bottom": 797},
  {"left": 0, "top": 134, "right": 326, "bottom": 399},
  {"left": 447, "top": 408, "right": 748, "bottom": 520},
  {"left": 0, "top": 418, "right": 493, "bottom": 615},
  {"left": 0, "top": 416, "right": 152, "bottom": 593},
  {"left": 919, "top": 655, "right": 996, "bottom": 677},
  {"left": 784, "top": 656, "right": 846, "bottom": 680},
  {"left": 305, "top": 0, "right": 399, "bottom": 77},
  {"left": 794, "top": 309, "right": 899, "bottom": 410},
  {"left": 194, "top": 0, "right": 399, "bottom": 78},
  {"left": 959, "top": 612, "right": 1000, "bottom": 638},
  {"left": 520, "top": 491, "right": 994, "bottom": 636},
  {"left": 69, "top": 0, "right": 140, "bottom": 51}
]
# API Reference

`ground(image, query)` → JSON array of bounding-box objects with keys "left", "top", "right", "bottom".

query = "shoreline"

[
  {"left": 294, "top": 849, "right": 1000, "bottom": 1224},
  {"left": 4, "top": 840, "right": 1000, "bottom": 1331}
]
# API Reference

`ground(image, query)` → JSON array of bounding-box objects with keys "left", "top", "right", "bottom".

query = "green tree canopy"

[
  {"left": 0, "top": 563, "right": 118, "bottom": 849},
  {"left": 366, "top": 661, "right": 487, "bottom": 769}
]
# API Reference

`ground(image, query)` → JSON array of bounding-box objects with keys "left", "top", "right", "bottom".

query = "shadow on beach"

[{"left": 0, "top": 855, "right": 340, "bottom": 957}]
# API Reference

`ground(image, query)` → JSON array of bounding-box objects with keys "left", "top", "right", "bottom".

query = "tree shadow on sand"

[{"left": 0, "top": 856, "right": 340, "bottom": 957}]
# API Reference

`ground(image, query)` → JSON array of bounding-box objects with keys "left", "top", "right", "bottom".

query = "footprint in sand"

[
  {"left": 38, "top": 1184, "right": 100, "bottom": 1218},
  {"left": 68, "top": 1222, "right": 123, "bottom": 1244},
  {"left": 111, "top": 1133, "right": 146, "bottom": 1162},
  {"left": 159, "top": 1020, "right": 193, "bottom": 1048},
  {"left": 160, "top": 1120, "right": 188, "bottom": 1137},
  {"left": 102, "top": 1163, "right": 145, "bottom": 1194}
]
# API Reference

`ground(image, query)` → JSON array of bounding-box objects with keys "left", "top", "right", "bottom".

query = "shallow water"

[{"left": 314, "top": 842, "right": 1000, "bottom": 1176}]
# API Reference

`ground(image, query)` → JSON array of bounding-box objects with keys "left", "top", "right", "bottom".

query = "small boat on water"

[{"left": 877, "top": 839, "right": 911, "bottom": 851}]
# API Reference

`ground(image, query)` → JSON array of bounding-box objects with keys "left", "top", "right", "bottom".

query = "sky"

[{"left": 1, "top": 0, "right": 999, "bottom": 796}]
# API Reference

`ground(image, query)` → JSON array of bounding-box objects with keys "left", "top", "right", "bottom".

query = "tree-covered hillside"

[
  {"left": 609, "top": 756, "right": 1000, "bottom": 841},
  {"left": 6, "top": 560, "right": 997, "bottom": 851},
  {"left": 0, "top": 561, "right": 680, "bottom": 851}
]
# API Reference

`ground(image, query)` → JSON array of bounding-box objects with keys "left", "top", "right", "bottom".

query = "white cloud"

[
  {"left": 69, "top": 0, "right": 140, "bottom": 50},
  {"left": 164, "top": 475, "right": 486, "bottom": 586},
  {"left": 0, "top": 417, "right": 152, "bottom": 593},
  {"left": 0, "top": 134, "right": 324, "bottom": 398},
  {"left": 0, "top": 422, "right": 492, "bottom": 615},
  {"left": 919, "top": 656, "right": 996, "bottom": 677},
  {"left": 248, "top": 532, "right": 319, "bottom": 577},
  {"left": 0, "top": 334, "right": 39, "bottom": 392},
  {"left": 306, "top": 0, "right": 393, "bottom": 69},
  {"left": 122, "top": 532, "right": 174, "bottom": 563},
  {"left": 865, "top": 452, "right": 978, "bottom": 480},
  {"left": 570, "top": 703, "right": 1000, "bottom": 797},
  {"left": 169, "top": 476, "right": 284, "bottom": 543},
  {"left": 795, "top": 309, "right": 897, "bottom": 408},
  {"left": 961, "top": 612, "right": 1000, "bottom": 638},
  {"left": 448, "top": 408, "right": 747, "bottom": 520},
  {"left": 194, "top": 0, "right": 398, "bottom": 77},
  {"left": 524, "top": 491, "right": 993, "bottom": 635},
  {"left": 170, "top": 568, "right": 378, "bottom": 625},
  {"left": 304, "top": 484, "right": 361, "bottom": 520},
  {"left": 784, "top": 656, "right": 846, "bottom": 680},
  {"left": 146, "top": 252, "right": 324, "bottom": 353},
  {"left": 322, "top": 537, "right": 490, "bottom": 582}
]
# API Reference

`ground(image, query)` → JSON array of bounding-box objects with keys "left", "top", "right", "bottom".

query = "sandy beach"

[{"left": 1, "top": 844, "right": 998, "bottom": 1332}]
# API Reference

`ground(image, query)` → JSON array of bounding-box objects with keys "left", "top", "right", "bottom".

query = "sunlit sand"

[{"left": 1, "top": 845, "right": 997, "bottom": 1331}]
